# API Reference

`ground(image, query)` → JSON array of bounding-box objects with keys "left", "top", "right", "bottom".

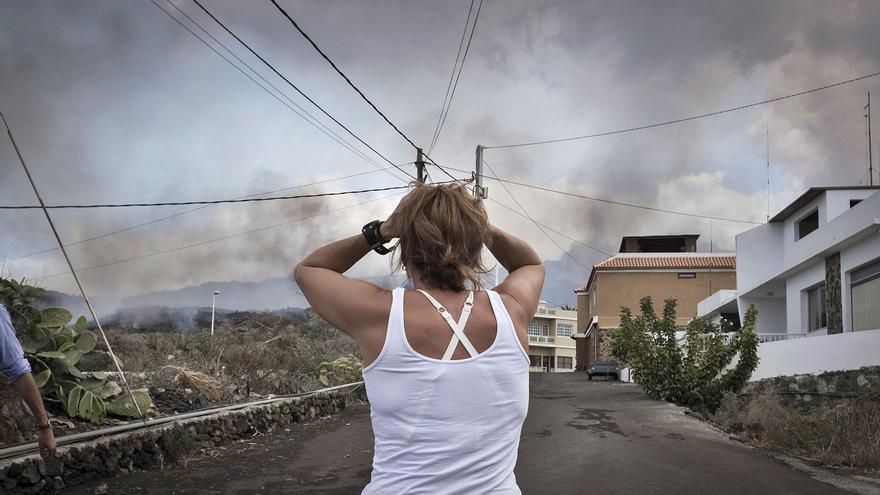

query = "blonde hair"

[{"left": 392, "top": 182, "right": 491, "bottom": 291}]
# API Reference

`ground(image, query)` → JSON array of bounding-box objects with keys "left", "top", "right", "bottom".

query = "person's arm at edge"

[
  {"left": 1, "top": 306, "right": 56, "bottom": 457},
  {"left": 488, "top": 224, "right": 545, "bottom": 325},
  {"left": 12, "top": 372, "right": 56, "bottom": 458}
]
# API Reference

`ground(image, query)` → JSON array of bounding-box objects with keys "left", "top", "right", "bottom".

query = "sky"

[{"left": 1, "top": 0, "right": 878, "bottom": 307}]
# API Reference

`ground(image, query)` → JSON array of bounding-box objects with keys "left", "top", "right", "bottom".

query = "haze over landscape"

[{"left": 2, "top": 0, "right": 878, "bottom": 313}]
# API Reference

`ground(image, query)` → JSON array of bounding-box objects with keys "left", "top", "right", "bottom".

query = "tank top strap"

[
  {"left": 486, "top": 290, "right": 530, "bottom": 361},
  {"left": 387, "top": 287, "right": 409, "bottom": 350}
]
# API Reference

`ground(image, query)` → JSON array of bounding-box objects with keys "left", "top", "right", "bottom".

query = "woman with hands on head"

[{"left": 294, "top": 181, "right": 544, "bottom": 494}]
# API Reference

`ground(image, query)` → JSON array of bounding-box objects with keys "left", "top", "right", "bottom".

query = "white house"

[{"left": 699, "top": 186, "right": 880, "bottom": 379}]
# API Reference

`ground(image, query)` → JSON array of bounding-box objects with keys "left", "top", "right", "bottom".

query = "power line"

[
  {"left": 189, "top": 0, "right": 418, "bottom": 181},
  {"left": 6, "top": 165, "right": 407, "bottom": 262},
  {"left": 37, "top": 192, "right": 405, "bottom": 281},
  {"left": 485, "top": 71, "right": 880, "bottom": 150},
  {"left": 1, "top": 184, "right": 411, "bottom": 210},
  {"left": 488, "top": 197, "right": 612, "bottom": 257},
  {"left": 149, "top": 0, "right": 407, "bottom": 184},
  {"left": 265, "top": 0, "right": 461, "bottom": 183},
  {"left": 483, "top": 160, "right": 601, "bottom": 271},
  {"left": 428, "top": 0, "right": 483, "bottom": 155},
  {"left": 440, "top": 164, "right": 761, "bottom": 224}
]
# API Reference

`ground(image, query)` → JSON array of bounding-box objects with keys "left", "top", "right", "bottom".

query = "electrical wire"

[
  {"left": 38, "top": 192, "right": 405, "bottom": 280},
  {"left": 440, "top": 164, "right": 761, "bottom": 224},
  {"left": 488, "top": 194, "right": 612, "bottom": 257},
  {"left": 485, "top": 71, "right": 880, "bottom": 150},
  {"left": 1, "top": 184, "right": 412, "bottom": 210},
  {"left": 149, "top": 0, "right": 407, "bottom": 184},
  {"left": 189, "top": 0, "right": 417, "bottom": 181},
  {"left": 428, "top": 0, "right": 482, "bottom": 155},
  {"left": 265, "top": 0, "right": 461, "bottom": 183},
  {"left": 6, "top": 165, "right": 408, "bottom": 262},
  {"left": 483, "top": 160, "right": 598, "bottom": 271}
]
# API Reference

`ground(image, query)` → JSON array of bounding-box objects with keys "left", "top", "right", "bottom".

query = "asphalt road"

[{"left": 68, "top": 373, "right": 857, "bottom": 494}]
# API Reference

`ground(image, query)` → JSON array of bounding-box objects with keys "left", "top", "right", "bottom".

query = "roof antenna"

[
  {"left": 766, "top": 122, "right": 771, "bottom": 221},
  {"left": 866, "top": 92, "right": 874, "bottom": 186}
]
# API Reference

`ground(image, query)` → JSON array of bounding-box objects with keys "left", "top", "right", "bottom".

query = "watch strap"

[{"left": 362, "top": 220, "right": 392, "bottom": 255}]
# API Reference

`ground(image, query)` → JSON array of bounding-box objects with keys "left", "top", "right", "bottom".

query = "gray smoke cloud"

[{"left": 1, "top": 0, "right": 878, "bottom": 306}]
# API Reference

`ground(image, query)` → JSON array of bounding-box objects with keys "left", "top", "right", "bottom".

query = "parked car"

[{"left": 587, "top": 361, "right": 620, "bottom": 381}]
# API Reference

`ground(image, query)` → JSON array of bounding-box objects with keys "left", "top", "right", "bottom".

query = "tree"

[{"left": 611, "top": 296, "right": 759, "bottom": 413}]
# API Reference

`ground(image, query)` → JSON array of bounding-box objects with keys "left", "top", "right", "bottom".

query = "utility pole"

[
  {"left": 867, "top": 92, "right": 874, "bottom": 186},
  {"left": 415, "top": 148, "right": 426, "bottom": 183},
  {"left": 211, "top": 290, "right": 221, "bottom": 336},
  {"left": 474, "top": 144, "right": 487, "bottom": 198}
]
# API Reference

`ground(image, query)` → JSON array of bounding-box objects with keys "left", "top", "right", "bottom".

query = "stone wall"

[
  {"left": 0, "top": 376, "right": 35, "bottom": 446},
  {"left": 825, "top": 252, "right": 842, "bottom": 334},
  {"left": 740, "top": 366, "right": 880, "bottom": 410},
  {"left": 0, "top": 388, "right": 366, "bottom": 494}
]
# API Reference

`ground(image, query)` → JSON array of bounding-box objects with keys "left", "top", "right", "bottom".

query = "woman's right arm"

[{"left": 487, "top": 225, "right": 545, "bottom": 326}]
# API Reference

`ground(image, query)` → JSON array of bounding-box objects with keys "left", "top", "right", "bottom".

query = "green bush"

[
  {"left": 1, "top": 277, "right": 152, "bottom": 424},
  {"left": 319, "top": 354, "right": 364, "bottom": 387},
  {"left": 611, "top": 296, "right": 759, "bottom": 413}
]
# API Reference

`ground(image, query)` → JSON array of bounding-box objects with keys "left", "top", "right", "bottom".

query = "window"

[
  {"left": 528, "top": 322, "right": 541, "bottom": 336},
  {"left": 529, "top": 355, "right": 540, "bottom": 367},
  {"left": 677, "top": 272, "right": 696, "bottom": 279},
  {"left": 557, "top": 357, "right": 573, "bottom": 369},
  {"left": 852, "top": 260, "right": 880, "bottom": 332},
  {"left": 542, "top": 323, "right": 550, "bottom": 336},
  {"left": 557, "top": 323, "right": 573, "bottom": 337},
  {"left": 807, "top": 284, "right": 827, "bottom": 331},
  {"left": 797, "top": 209, "right": 819, "bottom": 240},
  {"left": 850, "top": 199, "right": 863, "bottom": 208}
]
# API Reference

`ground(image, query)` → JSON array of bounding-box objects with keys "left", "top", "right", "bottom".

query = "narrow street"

[{"left": 69, "top": 373, "right": 856, "bottom": 494}]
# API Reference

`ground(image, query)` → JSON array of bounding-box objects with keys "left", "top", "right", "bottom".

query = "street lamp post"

[{"left": 211, "top": 290, "right": 221, "bottom": 336}]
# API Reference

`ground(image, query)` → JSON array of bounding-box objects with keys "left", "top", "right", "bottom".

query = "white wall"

[
  {"left": 736, "top": 224, "right": 783, "bottom": 294},
  {"left": 782, "top": 194, "right": 825, "bottom": 257},
  {"left": 826, "top": 189, "right": 878, "bottom": 222},
  {"left": 749, "top": 329, "right": 880, "bottom": 380},
  {"left": 738, "top": 296, "right": 786, "bottom": 333}
]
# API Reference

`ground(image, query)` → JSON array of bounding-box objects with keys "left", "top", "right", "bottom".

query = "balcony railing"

[
  {"left": 528, "top": 335, "right": 556, "bottom": 344},
  {"left": 757, "top": 333, "right": 806, "bottom": 343},
  {"left": 676, "top": 332, "right": 807, "bottom": 345}
]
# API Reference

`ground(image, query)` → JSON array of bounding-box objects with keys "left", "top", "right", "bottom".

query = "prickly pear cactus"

[{"left": 1, "top": 277, "right": 152, "bottom": 424}]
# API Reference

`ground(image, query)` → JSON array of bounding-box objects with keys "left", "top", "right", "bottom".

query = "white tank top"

[{"left": 362, "top": 287, "right": 530, "bottom": 495}]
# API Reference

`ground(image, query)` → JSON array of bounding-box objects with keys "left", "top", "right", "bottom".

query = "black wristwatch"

[{"left": 362, "top": 220, "right": 392, "bottom": 255}]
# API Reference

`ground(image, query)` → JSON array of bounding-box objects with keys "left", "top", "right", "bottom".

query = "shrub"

[
  {"left": 611, "top": 296, "right": 759, "bottom": 413},
  {"left": 712, "top": 388, "right": 880, "bottom": 469}
]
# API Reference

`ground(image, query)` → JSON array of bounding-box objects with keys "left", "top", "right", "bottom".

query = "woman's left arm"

[{"left": 293, "top": 227, "right": 392, "bottom": 336}]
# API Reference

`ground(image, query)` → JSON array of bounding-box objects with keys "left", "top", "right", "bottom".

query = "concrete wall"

[{"left": 750, "top": 328, "right": 880, "bottom": 381}]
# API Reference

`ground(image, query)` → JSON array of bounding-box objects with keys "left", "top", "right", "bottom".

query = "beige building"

[
  {"left": 573, "top": 235, "right": 736, "bottom": 370},
  {"left": 527, "top": 300, "right": 578, "bottom": 372}
]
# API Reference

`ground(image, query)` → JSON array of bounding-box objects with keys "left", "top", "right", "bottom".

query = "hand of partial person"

[{"left": 38, "top": 428, "right": 56, "bottom": 458}]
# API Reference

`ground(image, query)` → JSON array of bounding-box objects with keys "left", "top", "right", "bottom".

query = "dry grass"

[
  {"left": 102, "top": 312, "right": 360, "bottom": 401},
  {"left": 713, "top": 389, "right": 880, "bottom": 469}
]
